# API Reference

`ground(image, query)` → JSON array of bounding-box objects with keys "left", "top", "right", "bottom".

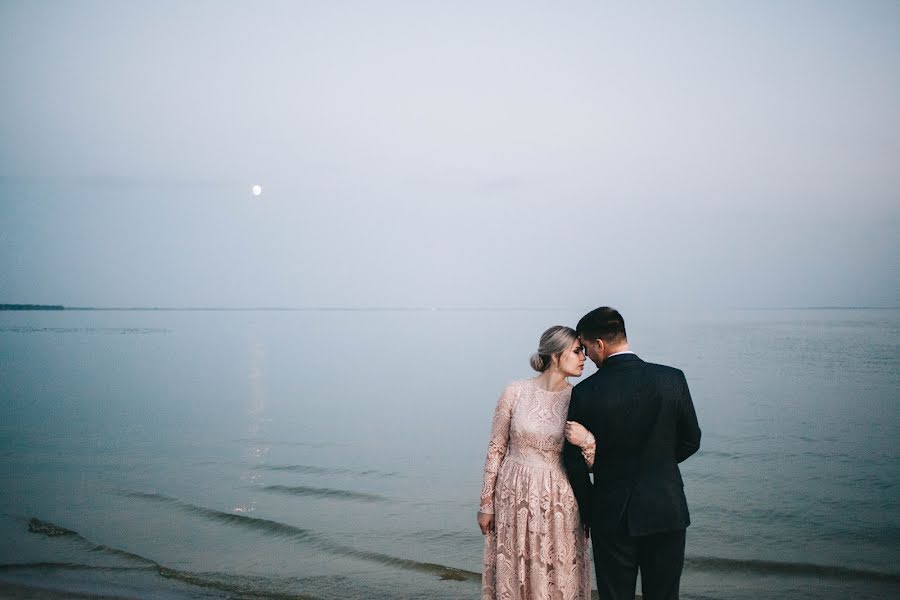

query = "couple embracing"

[{"left": 477, "top": 307, "right": 702, "bottom": 600}]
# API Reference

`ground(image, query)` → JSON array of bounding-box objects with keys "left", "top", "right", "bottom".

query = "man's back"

[
  {"left": 564, "top": 353, "right": 701, "bottom": 535},
  {"left": 566, "top": 306, "right": 701, "bottom": 600}
]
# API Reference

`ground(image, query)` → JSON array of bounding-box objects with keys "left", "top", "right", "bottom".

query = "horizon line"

[{"left": 2, "top": 304, "right": 898, "bottom": 312}]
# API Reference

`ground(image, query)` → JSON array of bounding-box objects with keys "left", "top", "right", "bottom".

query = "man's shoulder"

[
  {"left": 640, "top": 360, "right": 686, "bottom": 383},
  {"left": 641, "top": 360, "right": 683, "bottom": 374},
  {"left": 574, "top": 360, "right": 686, "bottom": 392},
  {"left": 572, "top": 371, "right": 604, "bottom": 398},
  {"left": 573, "top": 371, "right": 601, "bottom": 389}
]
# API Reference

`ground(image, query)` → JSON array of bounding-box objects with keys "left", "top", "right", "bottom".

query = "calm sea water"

[{"left": 0, "top": 308, "right": 897, "bottom": 599}]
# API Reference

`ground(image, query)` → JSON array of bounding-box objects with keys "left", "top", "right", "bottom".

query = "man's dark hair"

[{"left": 576, "top": 306, "right": 627, "bottom": 344}]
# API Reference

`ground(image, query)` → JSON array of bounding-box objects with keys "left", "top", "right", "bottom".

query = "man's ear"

[{"left": 595, "top": 339, "right": 605, "bottom": 357}]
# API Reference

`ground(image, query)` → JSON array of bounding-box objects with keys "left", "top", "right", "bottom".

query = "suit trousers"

[{"left": 591, "top": 528, "right": 686, "bottom": 600}]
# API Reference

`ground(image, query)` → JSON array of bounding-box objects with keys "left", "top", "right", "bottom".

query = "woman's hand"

[
  {"left": 477, "top": 511, "right": 494, "bottom": 535},
  {"left": 565, "top": 421, "right": 590, "bottom": 447}
]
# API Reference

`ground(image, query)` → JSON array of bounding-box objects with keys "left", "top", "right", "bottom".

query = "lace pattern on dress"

[
  {"left": 579, "top": 432, "right": 596, "bottom": 469},
  {"left": 479, "top": 383, "right": 517, "bottom": 514},
  {"left": 479, "top": 379, "right": 591, "bottom": 600}
]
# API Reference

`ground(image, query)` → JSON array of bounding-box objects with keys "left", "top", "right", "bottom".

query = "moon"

[{"left": 251, "top": 184, "right": 262, "bottom": 197}]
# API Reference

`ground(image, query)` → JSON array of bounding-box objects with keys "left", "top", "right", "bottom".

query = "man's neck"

[{"left": 605, "top": 344, "right": 631, "bottom": 360}]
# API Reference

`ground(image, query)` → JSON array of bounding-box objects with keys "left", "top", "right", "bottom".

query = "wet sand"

[
  {"left": 0, "top": 580, "right": 642, "bottom": 600},
  {"left": 0, "top": 582, "right": 136, "bottom": 600}
]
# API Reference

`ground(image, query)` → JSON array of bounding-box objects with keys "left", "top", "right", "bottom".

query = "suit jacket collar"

[{"left": 602, "top": 353, "right": 642, "bottom": 367}]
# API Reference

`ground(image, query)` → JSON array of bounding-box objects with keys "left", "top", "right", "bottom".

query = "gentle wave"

[
  {"left": 256, "top": 463, "right": 400, "bottom": 478},
  {"left": 20, "top": 518, "right": 320, "bottom": 599},
  {"left": 261, "top": 485, "right": 386, "bottom": 502},
  {"left": 234, "top": 439, "right": 352, "bottom": 449},
  {"left": 123, "top": 493, "right": 900, "bottom": 585},
  {"left": 686, "top": 555, "right": 900, "bottom": 582},
  {"left": 28, "top": 517, "right": 78, "bottom": 537},
  {"left": 22, "top": 511, "right": 900, "bottom": 595},
  {"left": 124, "top": 491, "right": 480, "bottom": 582},
  {"left": 25, "top": 517, "right": 158, "bottom": 566},
  {"left": 155, "top": 566, "right": 321, "bottom": 600},
  {"left": 0, "top": 562, "right": 156, "bottom": 573},
  {"left": 123, "top": 491, "right": 321, "bottom": 538},
  {"left": 395, "top": 528, "right": 483, "bottom": 545},
  {"left": 1, "top": 561, "right": 319, "bottom": 600}
]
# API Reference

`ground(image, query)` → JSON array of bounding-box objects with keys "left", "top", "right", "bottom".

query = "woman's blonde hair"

[{"left": 529, "top": 325, "right": 577, "bottom": 372}]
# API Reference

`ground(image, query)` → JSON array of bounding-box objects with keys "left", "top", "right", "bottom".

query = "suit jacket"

[{"left": 563, "top": 353, "right": 701, "bottom": 536}]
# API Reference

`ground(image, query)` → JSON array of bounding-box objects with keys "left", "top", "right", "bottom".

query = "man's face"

[{"left": 580, "top": 336, "right": 604, "bottom": 368}]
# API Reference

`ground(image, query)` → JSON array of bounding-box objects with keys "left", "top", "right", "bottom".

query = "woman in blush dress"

[{"left": 478, "top": 325, "right": 597, "bottom": 600}]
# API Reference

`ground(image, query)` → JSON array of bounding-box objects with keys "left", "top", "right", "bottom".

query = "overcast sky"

[{"left": 1, "top": 1, "right": 898, "bottom": 308}]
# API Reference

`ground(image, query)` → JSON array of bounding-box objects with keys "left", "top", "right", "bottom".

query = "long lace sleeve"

[
  {"left": 478, "top": 384, "right": 516, "bottom": 514},
  {"left": 579, "top": 432, "right": 596, "bottom": 469}
]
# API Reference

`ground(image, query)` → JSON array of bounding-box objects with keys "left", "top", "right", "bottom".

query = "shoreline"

[
  {"left": 0, "top": 580, "right": 639, "bottom": 600},
  {"left": 0, "top": 581, "right": 136, "bottom": 600}
]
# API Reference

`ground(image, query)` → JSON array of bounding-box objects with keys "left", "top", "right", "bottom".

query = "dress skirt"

[{"left": 482, "top": 458, "right": 591, "bottom": 600}]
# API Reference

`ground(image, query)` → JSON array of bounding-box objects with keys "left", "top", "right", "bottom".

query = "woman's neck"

[{"left": 536, "top": 369, "right": 568, "bottom": 392}]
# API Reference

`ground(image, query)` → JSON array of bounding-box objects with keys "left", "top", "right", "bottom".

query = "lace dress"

[{"left": 479, "top": 378, "right": 593, "bottom": 600}]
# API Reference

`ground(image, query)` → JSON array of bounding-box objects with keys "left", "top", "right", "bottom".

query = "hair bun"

[{"left": 529, "top": 352, "right": 547, "bottom": 372}]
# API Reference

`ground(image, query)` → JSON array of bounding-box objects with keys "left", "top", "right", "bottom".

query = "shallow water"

[{"left": 1, "top": 308, "right": 898, "bottom": 598}]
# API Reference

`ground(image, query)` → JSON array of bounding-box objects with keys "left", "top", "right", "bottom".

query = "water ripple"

[
  {"left": 123, "top": 491, "right": 480, "bottom": 582},
  {"left": 261, "top": 485, "right": 386, "bottom": 502}
]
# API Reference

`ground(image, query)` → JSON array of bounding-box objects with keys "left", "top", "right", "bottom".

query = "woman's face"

[{"left": 556, "top": 338, "right": 586, "bottom": 378}]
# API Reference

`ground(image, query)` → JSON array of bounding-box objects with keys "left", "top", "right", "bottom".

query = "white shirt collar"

[{"left": 607, "top": 350, "right": 635, "bottom": 358}]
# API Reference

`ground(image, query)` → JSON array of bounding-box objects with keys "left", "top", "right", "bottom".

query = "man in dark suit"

[{"left": 563, "top": 307, "right": 701, "bottom": 600}]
